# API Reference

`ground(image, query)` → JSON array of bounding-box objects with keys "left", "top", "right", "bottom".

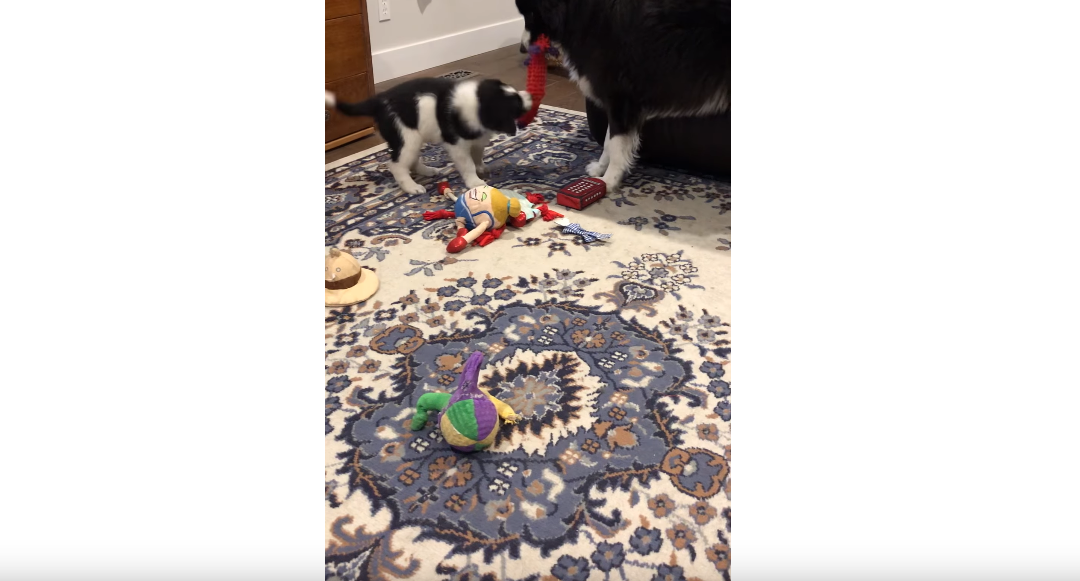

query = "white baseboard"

[{"left": 371, "top": 17, "right": 525, "bottom": 84}]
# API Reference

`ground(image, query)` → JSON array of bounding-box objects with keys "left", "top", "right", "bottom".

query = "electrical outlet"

[{"left": 379, "top": 0, "right": 390, "bottom": 21}]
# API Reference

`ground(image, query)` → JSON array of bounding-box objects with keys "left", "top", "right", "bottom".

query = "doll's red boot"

[
  {"left": 447, "top": 228, "right": 469, "bottom": 253},
  {"left": 447, "top": 237, "right": 468, "bottom": 253}
]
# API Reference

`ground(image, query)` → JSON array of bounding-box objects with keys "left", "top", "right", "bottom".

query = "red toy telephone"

[{"left": 557, "top": 177, "right": 607, "bottom": 210}]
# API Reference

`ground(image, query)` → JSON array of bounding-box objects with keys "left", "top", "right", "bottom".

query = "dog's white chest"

[{"left": 563, "top": 58, "right": 599, "bottom": 102}]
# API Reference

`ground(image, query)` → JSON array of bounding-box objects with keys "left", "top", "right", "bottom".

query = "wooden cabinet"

[{"left": 326, "top": 0, "right": 376, "bottom": 150}]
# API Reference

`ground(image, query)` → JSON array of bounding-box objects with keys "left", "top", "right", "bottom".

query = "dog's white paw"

[
  {"left": 600, "top": 176, "right": 621, "bottom": 192},
  {"left": 413, "top": 164, "right": 438, "bottom": 177},
  {"left": 400, "top": 182, "right": 427, "bottom": 195},
  {"left": 586, "top": 161, "right": 608, "bottom": 178},
  {"left": 476, "top": 164, "right": 491, "bottom": 178}
]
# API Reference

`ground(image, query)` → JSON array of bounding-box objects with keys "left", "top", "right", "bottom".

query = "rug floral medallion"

[{"left": 325, "top": 106, "right": 731, "bottom": 581}]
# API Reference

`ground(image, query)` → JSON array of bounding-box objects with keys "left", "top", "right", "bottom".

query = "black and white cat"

[{"left": 326, "top": 78, "right": 532, "bottom": 194}]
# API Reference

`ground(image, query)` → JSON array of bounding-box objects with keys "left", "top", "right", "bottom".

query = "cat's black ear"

[
  {"left": 497, "top": 119, "right": 519, "bottom": 136},
  {"left": 477, "top": 79, "right": 523, "bottom": 135}
]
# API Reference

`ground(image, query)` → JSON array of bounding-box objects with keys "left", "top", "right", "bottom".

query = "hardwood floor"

[{"left": 325, "top": 45, "right": 587, "bottom": 165}]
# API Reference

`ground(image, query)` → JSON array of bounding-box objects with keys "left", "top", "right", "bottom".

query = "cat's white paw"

[
  {"left": 464, "top": 177, "right": 488, "bottom": 189},
  {"left": 586, "top": 161, "right": 607, "bottom": 178},
  {"left": 400, "top": 182, "right": 426, "bottom": 195}
]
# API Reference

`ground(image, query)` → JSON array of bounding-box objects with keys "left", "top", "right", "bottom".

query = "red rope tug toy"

[{"left": 516, "top": 34, "right": 552, "bottom": 129}]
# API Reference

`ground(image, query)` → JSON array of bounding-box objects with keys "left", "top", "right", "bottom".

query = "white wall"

[{"left": 366, "top": 0, "right": 524, "bottom": 83}]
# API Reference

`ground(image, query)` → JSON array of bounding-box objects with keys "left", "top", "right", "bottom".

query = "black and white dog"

[
  {"left": 326, "top": 78, "right": 532, "bottom": 194},
  {"left": 516, "top": 0, "right": 730, "bottom": 189}
]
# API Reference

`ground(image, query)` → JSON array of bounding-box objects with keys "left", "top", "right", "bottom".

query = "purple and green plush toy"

[{"left": 410, "top": 351, "right": 522, "bottom": 452}]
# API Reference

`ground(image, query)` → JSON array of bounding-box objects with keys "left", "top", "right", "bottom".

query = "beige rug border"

[{"left": 324, "top": 104, "right": 588, "bottom": 171}]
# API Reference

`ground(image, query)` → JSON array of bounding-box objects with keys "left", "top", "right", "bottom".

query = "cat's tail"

[{"left": 325, "top": 91, "right": 380, "bottom": 117}]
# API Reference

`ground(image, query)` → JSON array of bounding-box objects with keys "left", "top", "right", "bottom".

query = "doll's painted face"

[
  {"left": 457, "top": 185, "right": 520, "bottom": 229},
  {"left": 467, "top": 187, "right": 492, "bottom": 208},
  {"left": 464, "top": 186, "right": 501, "bottom": 224}
]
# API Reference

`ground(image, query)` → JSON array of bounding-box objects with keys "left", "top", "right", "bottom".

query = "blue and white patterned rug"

[{"left": 325, "top": 106, "right": 731, "bottom": 581}]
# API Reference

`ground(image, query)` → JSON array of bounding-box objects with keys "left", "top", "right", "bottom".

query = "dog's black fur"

[
  {"left": 330, "top": 77, "right": 530, "bottom": 193},
  {"left": 515, "top": 0, "right": 730, "bottom": 188}
]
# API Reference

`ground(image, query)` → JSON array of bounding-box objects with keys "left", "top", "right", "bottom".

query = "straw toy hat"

[{"left": 325, "top": 248, "right": 378, "bottom": 307}]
